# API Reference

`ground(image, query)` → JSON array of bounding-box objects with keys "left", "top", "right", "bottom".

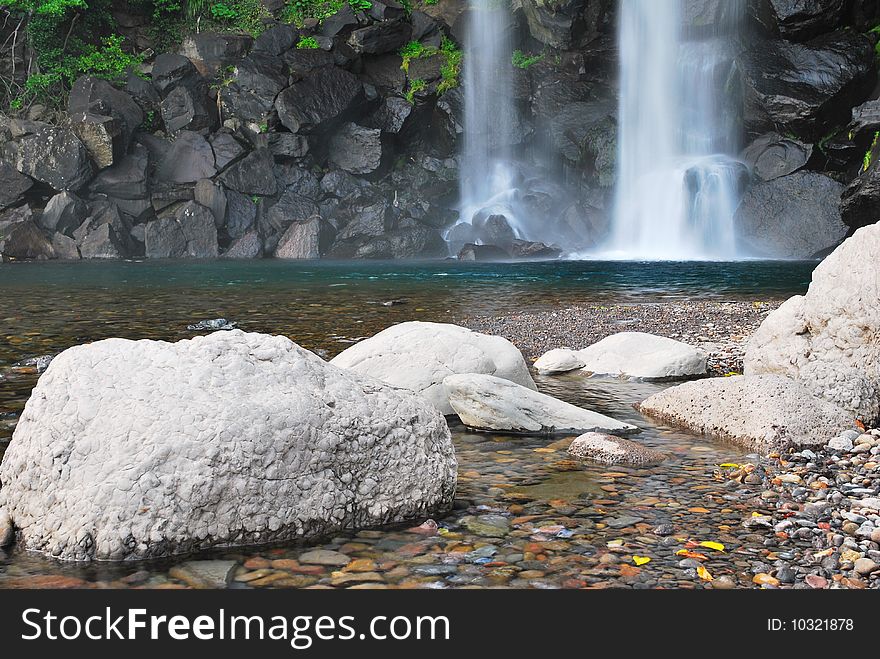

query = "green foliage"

[
  {"left": 399, "top": 39, "right": 430, "bottom": 72},
  {"left": 405, "top": 77, "right": 426, "bottom": 104},
  {"left": 862, "top": 131, "right": 879, "bottom": 173},
  {"left": 282, "top": 0, "right": 372, "bottom": 26},
  {"left": 209, "top": 2, "right": 239, "bottom": 20},
  {"left": 296, "top": 36, "right": 321, "bottom": 49},
  {"left": 512, "top": 49, "right": 543, "bottom": 69},
  {"left": 437, "top": 36, "right": 461, "bottom": 94},
  {"left": 423, "top": 0, "right": 438, "bottom": 4}
]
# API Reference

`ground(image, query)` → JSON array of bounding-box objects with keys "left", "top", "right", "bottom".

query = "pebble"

[
  {"left": 298, "top": 550, "right": 351, "bottom": 567},
  {"left": 854, "top": 558, "right": 878, "bottom": 576}
]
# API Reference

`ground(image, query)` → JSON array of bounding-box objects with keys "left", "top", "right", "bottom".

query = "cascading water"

[{"left": 607, "top": 0, "right": 746, "bottom": 260}]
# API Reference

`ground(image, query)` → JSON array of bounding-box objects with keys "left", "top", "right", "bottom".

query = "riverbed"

[{"left": 0, "top": 259, "right": 815, "bottom": 589}]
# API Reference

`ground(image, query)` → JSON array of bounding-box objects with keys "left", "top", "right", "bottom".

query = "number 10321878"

[{"left": 768, "top": 619, "right": 854, "bottom": 631}]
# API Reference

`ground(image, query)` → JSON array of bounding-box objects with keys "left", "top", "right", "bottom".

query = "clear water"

[
  {"left": 0, "top": 259, "right": 815, "bottom": 588},
  {"left": 608, "top": 0, "right": 746, "bottom": 260}
]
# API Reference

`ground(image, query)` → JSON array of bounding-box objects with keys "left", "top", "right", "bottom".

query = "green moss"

[
  {"left": 512, "top": 49, "right": 543, "bottom": 69},
  {"left": 296, "top": 36, "right": 320, "bottom": 49},
  {"left": 405, "top": 78, "right": 426, "bottom": 104},
  {"left": 862, "top": 131, "right": 879, "bottom": 173},
  {"left": 437, "top": 36, "right": 462, "bottom": 93}
]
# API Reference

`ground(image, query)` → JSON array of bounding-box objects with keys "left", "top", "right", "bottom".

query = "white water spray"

[{"left": 608, "top": 0, "right": 745, "bottom": 260}]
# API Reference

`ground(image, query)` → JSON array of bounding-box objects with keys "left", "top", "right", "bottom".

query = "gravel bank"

[{"left": 458, "top": 300, "right": 782, "bottom": 375}]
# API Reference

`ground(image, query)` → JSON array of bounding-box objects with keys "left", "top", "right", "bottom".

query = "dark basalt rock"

[
  {"left": 740, "top": 31, "right": 875, "bottom": 141},
  {"left": 219, "top": 148, "right": 276, "bottom": 196},
  {"left": 194, "top": 179, "right": 227, "bottom": 229},
  {"left": 51, "top": 232, "right": 80, "bottom": 260},
  {"left": 0, "top": 206, "right": 55, "bottom": 261},
  {"left": 346, "top": 19, "right": 412, "bottom": 55},
  {"left": 144, "top": 201, "right": 218, "bottom": 258},
  {"left": 268, "top": 133, "right": 310, "bottom": 160},
  {"left": 161, "top": 84, "right": 217, "bottom": 134},
  {"left": 222, "top": 230, "right": 263, "bottom": 258},
  {"left": 282, "top": 49, "right": 336, "bottom": 78},
  {"left": 763, "top": 0, "right": 846, "bottom": 42},
  {"left": 320, "top": 4, "right": 359, "bottom": 39},
  {"left": 335, "top": 199, "right": 392, "bottom": 240},
  {"left": 474, "top": 214, "right": 516, "bottom": 249},
  {"left": 841, "top": 142, "right": 880, "bottom": 230},
  {"left": 151, "top": 53, "right": 204, "bottom": 98},
  {"left": 88, "top": 144, "right": 150, "bottom": 200},
  {"left": 38, "top": 192, "right": 89, "bottom": 236},
  {"left": 210, "top": 132, "right": 247, "bottom": 171},
  {"left": 329, "top": 224, "right": 445, "bottom": 259},
  {"left": 848, "top": 99, "right": 880, "bottom": 147},
  {"left": 274, "top": 215, "right": 334, "bottom": 259},
  {"left": 68, "top": 77, "right": 143, "bottom": 169},
  {"left": 252, "top": 24, "right": 299, "bottom": 56},
  {"left": 508, "top": 239, "right": 562, "bottom": 260},
  {"left": 361, "top": 54, "right": 407, "bottom": 93},
  {"left": 275, "top": 67, "right": 367, "bottom": 135},
  {"left": 221, "top": 53, "right": 289, "bottom": 125},
  {"left": 0, "top": 159, "right": 33, "bottom": 210},
  {"left": 328, "top": 123, "right": 385, "bottom": 175},
  {"left": 260, "top": 188, "right": 320, "bottom": 252},
  {"left": 365, "top": 96, "right": 414, "bottom": 135},
  {"left": 180, "top": 32, "right": 254, "bottom": 77},
  {"left": 275, "top": 163, "right": 321, "bottom": 200},
  {"left": 320, "top": 169, "right": 369, "bottom": 201},
  {"left": 224, "top": 190, "right": 258, "bottom": 240},
  {"left": 411, "top": 11, "right": 440, "bottom": 41},
  {"left": 735, "top": 170, "right": 847, "bottom": 258},
  {"left": 155, "top": 131, "right": 217, "bottom": 184},
  {"left": 549, "top": 100, "right": 617, "bottom": 187},
  {"left": 457, "top": 243, "right": 511, "bottom": 261},
  {"left": 74, "top": 201, "right": 134, "bottom": 259},
  {"left": 741, "top": 132, "right": 813, "bottom": 181},
  {"left": 3, "top": 123, "right": 95, "bottom": 192},
  {"left": 521, "top": 0, "right": 615, "bottom": 50},
  {"left": 368, "top": 0, "right": 407, "bottom": 22}
]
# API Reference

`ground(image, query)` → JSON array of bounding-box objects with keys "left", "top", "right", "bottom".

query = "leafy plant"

[
  {"left": 512, "top": 49, "right": 543, "bottom": 69},
  {"left": 437, "top": 36, "right": 462, "bottom": 93},
  {"left": 349, "top": 0, "right": 371, "bottom": 10},
  {"left": 862, "top": 131, "right": 879, "bottom": 173},
  {"left": 296, "top": 35, "right": 320, "bottom": 49},
  {"left": 405, "top": 77, "right": 426, "bottom": 104},
  {"left": 209, "top": 1, "right": 238, "bottom": 20},
  {"left": 283, "top": 0, "right": 372, "bottom": 26}
]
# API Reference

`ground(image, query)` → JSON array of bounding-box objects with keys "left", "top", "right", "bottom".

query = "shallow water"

[{"left": 0, "top": 259, "right": 814, "bottom": 588}]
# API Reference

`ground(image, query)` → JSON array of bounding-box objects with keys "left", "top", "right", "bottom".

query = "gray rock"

[
  {"left": 3, "top": 123, "right": 94, "bottom": 191},
  {"left": 275, "top": 67, "right": 366, "bottom": 135},
  {"left": 156, "top": 131, "right": 217, "bottom": 184},
  {"left": 298, "top": 549, "right": 351, "bottom": 566},
  {"left": 735, "top": 171, "right": 847, "bottom": 259},
  {"left": 639, "top": 374, "right": 856, "bottom": 451},
  {"left": 0, "top": 159, "right": 33, "bottom": 210},
  {"left": 328, "top": 123, "right": 384, "bottom": 175},
  {"left": 170, "top": 560, "right": 237, "bottom": 588},
  {"left": 0, "top": 331, "right": 456, "bottom": 560},
  {"left": 220, "top": 148, "right": 276, "bottom": 196},
  {"left": 568, "top": 432, "right": 666, "bottom": 466},
  {"left": 222, "top": 231, "right": 262, "bottom": 259},
  {"left": 741, "top": 132, "right": 813, "bottom": 181},
  {"left": 51, "top": 232, "right": 80, "bottom": 260},
  {"left": 274, "top": 216, "right": 322, "bottom": 259},
  {"left": 38, "top": 192, "right": 88, "bottom": 236},
  {"left": 144, "top": 201, "right": 218, "bottom": 258}
]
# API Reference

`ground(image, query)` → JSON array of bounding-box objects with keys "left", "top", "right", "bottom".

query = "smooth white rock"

[
  {"left": 0, "top": 330, "right": 456, "bottom": 561},
  {"left": 576, "top": 332, "right": 707, "bottom": 379},
  {"left": 443, "top": 373, "right": 638, "bottom": 435},
  {"left": 330, "top": 322, "right": 536, "bottom": 415},
  {"left": 745, "top": 224, "right": 880, "bottom": 423},
  {"left": 0, "top": 508, "right": 12, "bottom": 547},
  {"left": 827, "top": 435, "right": 855, "bottom": 452},
  {"left": 534, "top": 348, "right": 585, "bottom": 375},
  {"left": 638, "top": 374, "right": 855, "bottom": 451},
  {"left": 568, "top": 432, "right": 666, "bottom": 466}
]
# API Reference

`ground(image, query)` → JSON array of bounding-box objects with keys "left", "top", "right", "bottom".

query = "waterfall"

[{"left": 608, "top": 0, "right": 746, "bottom": 260}]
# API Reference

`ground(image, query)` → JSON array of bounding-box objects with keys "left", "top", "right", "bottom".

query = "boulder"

[
  {"left": 443, "top": 373, "right": 637, "bottom": 435},
  {"left": 764, "top": 0, "right": 845, "bottom": 41},
  {"left": 521, "top": 0, "right": 614, "bottom": 50},
  {"left": 534, "top": 348, "right": 586, "bottom": 375},
  {"left": 220, "top": 148, "right": 277, "bottom": 196},
  {"left": 457, "top": 243, "right": 511, "bottom": 261},
  {"left": 225, "top": 190, "right": 258, "bottom": 240},
  {"left": 841, "top": 145, "right": 880, "bottom": 230},
  {"left": 638, "top": 375, "right": 856, "bottom": 451},
  {"left": 151, "top": 53, "right": 205, "bottom": 98},
  {"left": 68, "top": 76, "right": 143, "bottom": 169},
  {"left": 741, "top": 132, "right": 813, "bottom": 181},
  {"left": 282, "top": 48, "right": 336, "bottom": 78},
  {"left": 274, "top": 216, "right": 323, "bottom": 259},
  {"left": 74, "top": 202, "right": 133, "bottom": 259},
  {"left": 346, "top": 19, "right": 412, "bottom": 55},
  {"left": 88, "top": 144, "right": 149, "bottom": 201},
  {"left": 0, "top": 159, "right": 33, "bottom": 210},
  {"left": 144, "top": 201, "right": 219, "bottom": 259},
  {"left": 252, "top": 24, "right": 299, "bottom": 56},
  {"left": 0, "top": 210, "right": 55, "bottom": 261},
  {"left": 741, "top": 31, "right": 875, "bottom": 141},
  {"left": 51, "top": 233, "right": 80, "bottom": 260},
  {"left": 332, "top": 225, "right": 446, "bottom": 259},
  {"left": 38, "top": 192, "right": 89, "bottom": 236},
  {"left": 3, "top": 123, "right": 94, "bottom": 191},
  {"left": 221, "top": 53, "right": 289, "bottom": 126},
  {"left": 0, "top": 331, "right": 456, "bottom": 560},
  {"left": 568, "top": 432, "right": 666, "bottom": 466},
  {"left": 549, "top": 100, "right": 617, "bottom": 186},
  {"left": 275, "top": 67, "right": 366, "bottom": 135},
  {"left": 848, "top": 99, "right": 880, "bottom": 146},
  {"left": 509, "top": 240, "right": 562, "bottom": 260},
  {"left": 574, "top": 332, "right": 707, "bottom": 379},
  {"left": 0, "top": 508, "right": 12, "bottom": 547},
  {"left": 155, "top": 131, "right": 217, "bottom": 184},
  {"left": 160, "top": 84, "right": 217, "bottom": 134},
  {"left": 222, "top": 231, "right": 263, "bottom": 259},
  {"left": 268, "top": 133, "right": 310, "bottom": 160},
  {"left": 179, "top": 32, "right": 253, "bottom": 77},
  {"left": 330, "top": 321, "right": 537, "bottom": 415},
  {"left": 260, "top": 189, "right": 320, "bottom": 252},
  {"left": 210, "top": 132, "right": 247, "bottom": 171},
  {"left": 745, "top": 224, "right": 880, "bottom": 423},
  {"left": 193, "top": 179, "right": 227, "bottom": 229},
  {"left": 328, "top": 123, "right": 384, "bottom": 175},
  {"left": 735, "top": 171, "right": 847, "bottom": 258},
  {"left": 361, "top": 54, "right": 407, "bottom": 93}
]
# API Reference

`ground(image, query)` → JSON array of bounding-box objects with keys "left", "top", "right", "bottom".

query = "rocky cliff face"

[{"left": 1, "top": 0, "right": 879, "bottom": 262}]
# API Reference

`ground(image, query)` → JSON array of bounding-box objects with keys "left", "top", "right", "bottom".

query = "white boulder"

[
  {"left": 534, "top": 348, "right": 585, "bottom": 375},
  {"left": 330, "top": 322, "right": 536, "bottom": 415},
  {"left": 443, "top": 373, "right": 638, "bottom": 435},
  {"left": 745, "top": 224, "right": 880, "bottom": 423},
  {"left": 0, "top": 508, "right": 12, "bottom": 547},
  {"left": 638, "top": 374, "right": 856, "bottom": 451},
  {"left": 576, "top": 332, "right": 707, "bottom": 379},
  {"left": 568, "top": 432, "right": 666, "bottom": 466},
  {"left": 0, "top": 330, "right": 456, "bottom": 561}
]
